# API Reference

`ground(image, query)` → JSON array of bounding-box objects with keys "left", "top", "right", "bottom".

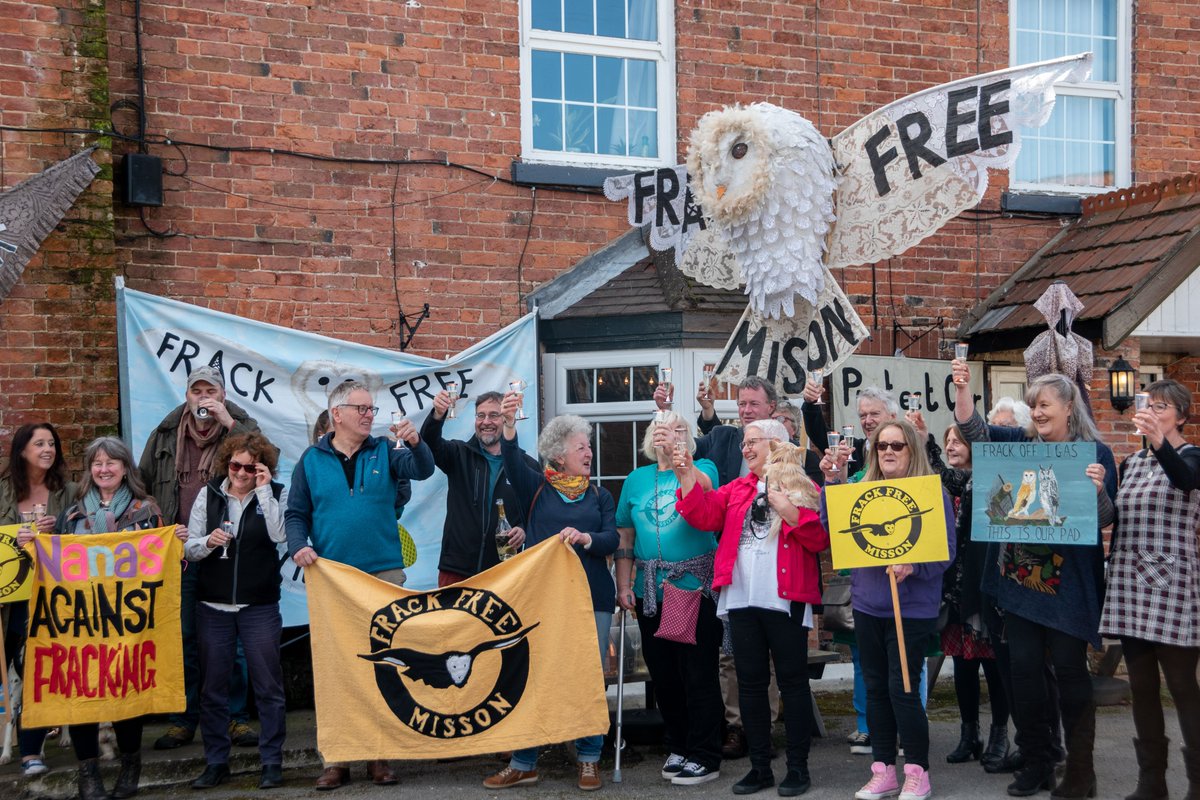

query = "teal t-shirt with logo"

[{"left": 614, "top": 459, "right": 720, "bottom": 600}]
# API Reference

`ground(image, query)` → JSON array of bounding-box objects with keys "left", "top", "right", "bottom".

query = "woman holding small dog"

[
  {"left": 1, "top": 422, "right": 77, "bottom": 777},
  {"left": 673, "top": 420, "right": 828, "bottom": 796}
]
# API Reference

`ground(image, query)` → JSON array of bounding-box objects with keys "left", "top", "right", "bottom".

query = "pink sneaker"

[
  {"left": 899, "top": 763, "right": 931, "bottom": 800},
  {"left": 855, "top": 762, "right": 900, "bottom": 799}
]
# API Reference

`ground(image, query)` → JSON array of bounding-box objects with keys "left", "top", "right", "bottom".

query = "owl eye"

[{"left": 731, "top": 142, "right": 748, "bottom": 159}]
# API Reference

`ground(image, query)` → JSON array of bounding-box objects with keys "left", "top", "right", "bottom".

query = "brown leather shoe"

[
  {"left": 723, "top": 725, "right": 748, "bottom": 759},
  {"left": 483, "top": 766, "right": 539, "bottom": 789},
  {"left": 314, "top": 766, "right": 350, "bottom": 790},
  {"left": 577, "top": 761, "right": 602, "bottom": 791},
  {"left": 366, "top": 760, "right": 398, "bottom": 786}
]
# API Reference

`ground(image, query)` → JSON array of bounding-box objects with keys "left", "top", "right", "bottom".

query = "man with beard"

[{"left": 421, "top": 390, "right": 539, "bottom": 586}]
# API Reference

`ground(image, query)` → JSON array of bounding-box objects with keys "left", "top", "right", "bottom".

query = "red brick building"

[{"left": 1, "top": 0, "right": 1198, "bottom": 474}]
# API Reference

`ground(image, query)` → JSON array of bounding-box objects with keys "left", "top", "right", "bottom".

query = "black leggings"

[
  {"left": 953, "top": 656, "right": 1008, "bottom": 726},
  {"left": 1122, "top": 636, "right": 1200, "bottom": 749},
  {"left": 69, "top": 719, "right": 143, "bottom": 761},
  {"left": 1005, "top": 613, "right": 1090, "bottom": 767}
]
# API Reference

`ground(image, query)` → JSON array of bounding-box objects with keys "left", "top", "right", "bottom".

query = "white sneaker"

[
  {"left": 661, "top": 753, "right": 687, "bottom": 780},
  {"left": 848, "top": 730, "right": 872, "bottom": 755},
  {"left": 21, "top": 758, "right": 49, "bottom": 777}
]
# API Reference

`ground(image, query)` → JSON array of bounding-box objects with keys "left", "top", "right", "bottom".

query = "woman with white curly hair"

[{"left": 483, "top": 397, "right": 618, "bottom": 793}]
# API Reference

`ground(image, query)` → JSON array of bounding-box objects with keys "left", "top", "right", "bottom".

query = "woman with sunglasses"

[
  {"left": 1100, "top": 379, "right": 1200, "bottom": 800},
  {"left": 820, "top": 420, "right": 955, "bottom": 800},
  {"left": 953, "top": 366, "right": 1115, "bottom": 799},
  {"left": 673, "top": 420, "right": 828, "bottom": 796},
  {"left": 184, "top": 432, "right": 289, "bottom": 791}
]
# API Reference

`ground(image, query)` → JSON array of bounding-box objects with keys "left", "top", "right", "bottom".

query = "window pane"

[
  {"left": 1044, "top": 96, "right": 1066, "bottom": 137},
  {"left": 1066, "top": 0, "right": 1091, "bottom": 34},
  {"left": 567, "top": 368, "right": 595, "bottom": 404},
  {"left": 1041, "top": 32, "right": 1066, "bottom": 59},
  {"left": 1097, "top": 39, "right": 1116, "bottom": 82},
  {"left": 1016, "top": 0, "right": 1039, "bottom": 26},
  {"left": 564, "top": 0, "right": 593, "bottom": 35},
  {"left": 631, "top": 365, "right": 657, "bottom": 401},
  {"left": 531, "top": 0, "right": 562, "bottom": 31},
  {"left": 596, "top": 0, "right": 625, "bottom": 38},
  {"left": 1042, "top": 0, "right": 1066, "bottom": 33},
  {"left": 629, "top": 109, "right": 657, "bottom": 157},
  {"left": 532, "top": 101, "right": 563, "bottom": 151},
  {"left": 598, "top": 421, "right": 636, "bottom": 479},
  {"left": 1067, "top": 35, "right": 1091, "bottom": 59},
  {"left": 1096, "top": 0, "right": 1117, "bottom": 36},
  {"left": 628, "top": 0, "right": 656, "bottom": 40},
  {"left": 597, "top": 107, "right": 627, "bottom": 155},
  {"left": 531, "top": 50, "right": 562, "bottom": 99},
  {"left": 596, "top": 57, "right": 625, "bottom": 104},
  {"left": 596, "top": 367, "right": 630, "bottom": 402},
  {"left": 565, "top": 104, "right": 596, "bottom": 153},
  {"left": 564, "top": 53, "right": 594, "bottom": 102},
  {"left": 1039, "top": 139, "right": 1064, "bottom": 183},
  {"left": 1065, "top": 139, "right": 1090, "bottom": 185},
  {"left": 627, "top": 59, "right": 656, "bottom": 107}
]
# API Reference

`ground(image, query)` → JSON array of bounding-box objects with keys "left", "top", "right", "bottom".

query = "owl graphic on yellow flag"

[{"left": 825, "top": 475, "right": 949, "bottom": 570}]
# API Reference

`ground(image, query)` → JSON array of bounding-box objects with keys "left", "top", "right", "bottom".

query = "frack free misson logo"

[
  {"left": 838, "top": 485, "right": 932, "bottom": 561},
  {"left": 0, "top": 530, "right": 31, "bottom": 600},
  {"left": 360, "top": 586, "right": 539, "bottom": 739}
]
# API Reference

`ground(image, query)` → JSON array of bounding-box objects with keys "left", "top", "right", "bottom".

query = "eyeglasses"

[
  {"left": 876, "top": 441, "right": 908, "bottom": 452},
  {"left": 337, "top": 404, "right": 379, "bottom": 416},
  {"left": 228, "top": 461, "right": 256, "bottom": 474},
  {"left": 1147, "top": 402, "right": 1176, "bottom": 414},
  {"left": 741, "top": 437, "right": 769, "bottom": 450},
  {"left": 475, "top": 412, "right": 505, "bottom": 421}
]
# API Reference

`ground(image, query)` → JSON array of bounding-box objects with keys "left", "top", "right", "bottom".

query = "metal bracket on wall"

[
  {"left": 892, "top": 316, "right": 944, "bottom": 356},
  {"left": 399, "top": 303, "right": 430, "bottom": 351}
]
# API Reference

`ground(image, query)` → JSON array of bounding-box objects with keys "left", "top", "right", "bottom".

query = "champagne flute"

[
  {"left": 219, "top": 520, "right": 235, "bottom": 560},
  {"left": 1134, "top": 393, "right": 1150, "bottom": 435},
  {"left": 31, "top": 502, "right": 47, "bottom": 532},
  {"left": 702, "top": 365, "right": 716, "bottom": 400},
  {"left": 19, "top": 511, "right": 36, "bottom": 537},
  {"left": 391, "top": 411, "right": 407, "bottom": 450},
  {"left": 841, "top": 425, "right": 856, "bottom": 465},
  {"left": 910, "top": 391, "right": 923, "bottom": 412},
  {"left": 659, "top": 367, "right": 673, "bottom": 408},
  {"left": 827, "top": 431, "right": 842, "bottom": 473},
  {"left": 446, "top": 380, "right": 460, "bottom": 419},
  {"left": 509, "top": 379, "right": 529, "bottom": 421},
  {"left": 809, "top": 368, "right": 826, "bottom": 405},
  {"left": 954, "top": 342, "right": 969, "bottom": 385}
]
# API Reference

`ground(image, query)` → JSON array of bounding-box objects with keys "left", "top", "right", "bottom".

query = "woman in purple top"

[{"left": 820, "top": 419, "right": 955, "bottom": 800}]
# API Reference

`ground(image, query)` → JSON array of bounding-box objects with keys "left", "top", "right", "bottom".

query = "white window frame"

[
  {"left": 988, "top": 365, "right": 1029, "bottom": 405},
  {"left": 519, "top": 0, "right": 677, "bottom": 170},
  {"left": 1008, "top": 0, "right": 1132, "bottom": 194}
]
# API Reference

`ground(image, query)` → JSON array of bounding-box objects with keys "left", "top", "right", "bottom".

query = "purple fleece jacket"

[{"left": 820, "top": 487, "right": 956, "bottom": 620}]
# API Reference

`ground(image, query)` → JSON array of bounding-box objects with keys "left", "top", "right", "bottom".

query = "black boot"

[
  {"left": 1184, "top": 747, "right": 1200, "bottom": 800},
  {"left": 1124, "top": 738, "right": 1168, "bottom": 800},
  {"left": 947, "top": 721, "right": 983, "bottom": 763},
  {"left": 77, "top": 758, "right": 110, "bottom": 800},
  {"left": 111, "top": 752, "right": 142, "bottom": 799},
  {"left": 1051, "top": 710, "right": 1096, "bottom": 800},
  {"left": 1007, "top": 759, "right": 1055, "bottom": 797},
  {"left": 981, "top": 724, "right": 1011, "bottom": 772},
  {"left": 990, "top": 747, "right": 1025, "bottom": 774}
]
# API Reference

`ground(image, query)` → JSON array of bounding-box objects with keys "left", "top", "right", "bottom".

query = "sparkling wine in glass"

[
  {"left": 827, "top": 431, "right": 842, "bottom": 473},
  {"left": 842, "top": 425, "right": 856, "bottom": 464},
  {"left": 19, "top": 511, "right": 36, "bottom": 535},
  {"left": 954, "top": 342, "right": 969, "bottom": 385},
  {"left": 702, "top": 365, "right": 716, "bottom": 400},
  {"left": 391, "top": 411, "right": 407, "bottom": 450},
  {"left": 659, "top": 367, "right": 673, "bottom": 407},
  {"left": 910, "top": 391, "right": 923, "bottom": 412},
  {"left": 219, "top": 520, "right": 235, "bottom": 560},
  {"left": 809, "top": 368, "right": 826, "bottom": 405},
  {"left": 509, "top": 379, "right": 529, "bottom": 421},
  {"left": 1134, "top": 393, "right": 1150, "bottom": 435},
  {"left": 446, "top": 380, "right": 460, "bottom": 419}
]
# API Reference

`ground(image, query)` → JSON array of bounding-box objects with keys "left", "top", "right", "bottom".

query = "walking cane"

[{"left": 612, "top": 608, "right": 627, "bottom": 783}]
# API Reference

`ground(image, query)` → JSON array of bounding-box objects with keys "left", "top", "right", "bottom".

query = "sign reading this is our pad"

[{"left": 826, "top": 475, "right": 948, "bottom": 569}]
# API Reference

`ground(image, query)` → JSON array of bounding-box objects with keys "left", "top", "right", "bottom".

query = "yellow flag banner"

[
  {"left": 21, "top": 527, "right": 185, "bottom": 727},
  {"left": 826, "top": 475, "right": 949, "bottom": 569},
  {"left": 0, "top": 524, "right": 34, "bottom": 603},
  {"left": 307, "top": 537, "right": 611, "bottom": 762}
]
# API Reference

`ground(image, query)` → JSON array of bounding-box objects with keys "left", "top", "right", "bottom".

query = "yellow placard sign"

[
  {"left": 21, "top": 527, "right": 185, "bottom": 727},
  {"left": 826, "top": 475, "right": 949, "bottom": 569},
  {"left": 0, "top": 524, "right": 34, "bottom": 603}
]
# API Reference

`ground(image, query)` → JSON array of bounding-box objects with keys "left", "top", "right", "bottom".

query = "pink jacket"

[{"left": 676, "top": 474, "right": 829, "bottom": 604}]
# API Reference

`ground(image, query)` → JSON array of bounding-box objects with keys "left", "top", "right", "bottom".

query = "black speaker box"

[{"left": 121, "top": 152, "right": 164, "bottom": 207}]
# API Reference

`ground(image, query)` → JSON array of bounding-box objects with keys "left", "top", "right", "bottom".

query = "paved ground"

[{"left": 2, "top": 670, "right": 1188, "bottom": 799}]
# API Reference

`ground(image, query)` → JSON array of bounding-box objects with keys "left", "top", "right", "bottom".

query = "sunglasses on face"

[
  {"left": 228, "top": 461, "right": 257, "bottom": 474},
  {"left": 876, "top": 441, "right": 908, "bottom": 452}
]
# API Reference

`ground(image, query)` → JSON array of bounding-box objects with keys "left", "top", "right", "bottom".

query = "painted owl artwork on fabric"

[
  {"left": 1038, "top": 464, "right": 1062, "bottom": 526},
  {"left": 1011, "top": 470, "right": 1039, "bottom": 517}
]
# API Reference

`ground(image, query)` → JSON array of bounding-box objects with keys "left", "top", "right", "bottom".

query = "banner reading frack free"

[
  {"left": 306, "top": 538, "right": 610, "bottom": 761},
  {"left": 0, "top": 524, "right": 34, "bottom": 603},
  {"left": 826, "top": 475, "right": 949, "bottom": 569},
  {"left": 22, "top": 528, "right": 184, "bottom": 727}
]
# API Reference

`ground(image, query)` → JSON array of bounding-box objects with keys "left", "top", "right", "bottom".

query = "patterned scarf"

[
  {"left": 82, "top": 484, "right": 132, "bottom": 533},
  {"left": 544, "top": 467, "right": 589, "bottom": 500},
  {"left": 175, "top": 408, "right": 223, "bottom": 487}
]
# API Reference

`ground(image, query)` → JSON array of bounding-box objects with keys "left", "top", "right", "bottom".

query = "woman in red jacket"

[{"left": 673, "top": 419, "right": 829, "bottom": 797}]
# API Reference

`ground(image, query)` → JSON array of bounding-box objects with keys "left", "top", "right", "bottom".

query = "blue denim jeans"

[{"left": 510, "top": 610, "right": 612, "bottom": 770}]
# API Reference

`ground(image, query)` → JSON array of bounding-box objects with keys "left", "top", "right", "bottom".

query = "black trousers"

[
  {"left": 636, "top": 595, "right": 724, "bottom": 771},
  {"left": 990, "top": 627, "right": 1062, "bottom": 757},
  {"left": 1122, "top": 636, "right": 1200, "bottom": 750},
  {"left": 728, "top": 605, "right": 814, "bottom": 773},
  {"left": 1004, "top": 612, "right": 1091, "bottom": 768},
  {"left": 855, "top": 611, "right": 936, "bottom": 769},
  {"left": 70, "top": 719, "right": 143, "bottom": 761}
]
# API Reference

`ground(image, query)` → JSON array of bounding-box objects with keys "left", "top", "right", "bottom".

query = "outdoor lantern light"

[{"left": 1108, "top": 356, "right": 1136, "bottom": 413}]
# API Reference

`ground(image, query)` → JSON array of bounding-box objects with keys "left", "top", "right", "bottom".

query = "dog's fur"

[{"left": 764, "top": 440, "right": 821, "bottom": 538}]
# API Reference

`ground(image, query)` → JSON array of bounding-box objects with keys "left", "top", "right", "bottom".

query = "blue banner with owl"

[
  {"left": 970, "top": 441, "right": 1098, "bottom": 545},
  {"left": 115, "top": 280, "right": 540, "bottom": 626}
]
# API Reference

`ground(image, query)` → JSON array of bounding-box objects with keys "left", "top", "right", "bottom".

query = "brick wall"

[{"left": 2, "top": 0, "right": 1199, "bottom": 465}]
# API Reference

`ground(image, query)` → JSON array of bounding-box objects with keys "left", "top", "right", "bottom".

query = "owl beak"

[{"left": 715, "top": 185, "right": 727, "bottom": 200}]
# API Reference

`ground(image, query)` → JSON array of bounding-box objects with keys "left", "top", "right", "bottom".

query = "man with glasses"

[
  {"left": 420, "top": 389, "right": 538, "bottom": 586},
  {"left": 285, "top": 380, "right": 435, "bottom": 790},
  {"left": 139, "top": 363, "right": 262, "bottom": 752}
]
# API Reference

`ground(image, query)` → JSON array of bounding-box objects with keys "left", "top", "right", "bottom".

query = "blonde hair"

[
  {"left": 641, "top": 411, "right": 697, "bottom": 461},
  {"left": 864, "top": 420, "right": 933, "bottom": 482}
]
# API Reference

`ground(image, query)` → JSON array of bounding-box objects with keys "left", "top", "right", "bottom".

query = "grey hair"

[
  {"left": 738, "top": 376, "right": 779, "bottom": 405},
  {"left": 987, "top": 396, "right": 1033, "bottom": 428},
  {"left": 1024, "top": 374, "right": 1102, "bottom": 442},
  {"left": 538, "top": 414, "right": 593, "bottom": 466},
  {"left": 641, "top": 411, "right": 697, "bottom": 461},
  {"left": 744, "top": 418, "right": 788, "bottom": 442},
  {"left": 327, "top": 380, "right": 373, "bottom": 412},
  {"left": 1147, "top": 379, "right": 1191, "bottom": 430},
  {"left": 773, "top": 400, "right": 800, "bottom": 428},
  {"left": 857, "top": 386, "right": 900, "bottom": 417},
  {"left": 80, "top": 436, "right": 151, "bottom": 501}
]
